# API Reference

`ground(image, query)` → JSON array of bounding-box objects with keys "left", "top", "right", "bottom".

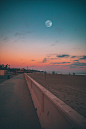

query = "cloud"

[
  {"left": 74, "top": 60, "right": 79, "bottom": 61},
  {"left": 15, "top": 33, "right": 21, "bottom": 36},
  {"left": 56, "top": 40, "right": 59, "bottom": 42},
  {"left": 71, "top": 56, "right": 76, "bottom": 58},
  {"left": 70, "top": 62, "right": 86, "bottom": 68},
  {"left": 50, "top": 62, "right": 60, "bottom": 64},
  {"left": 31, "top": 60, "right": 35, "bottom": 61},
  {"left": 14, "top": 39, "right": 20, "bottom": 42},
  {"left": 3, "top": 37, "right": 9, "bottom": 42},
  {"left": 50, "top": 58, "right": 57, "bottom": 60},
  {"left": 51, "top": 44, "right": 56, "bottom": 46},
  {"left": 49, "top": 61, "right": 86, "bottom": 69},
  {"left": 26, "top": 31, "right": 31, "bottom": 34},
  {"left": 51, "top": 40, "right": 59, "bottom": 46},
  {"left": 3, "top": 37, "right": 8, "bottom": 40},
  {"left": 79, "top": 56, "right": 86, "bottom": 60},
  {"left": 15, "top": 31, "right": 31, "bottom": 36},
  {"left": 50, "top": 62, "right": 70, "bottom": 65},
  {"left": 41, "top": 58, "right": 47, "bottom": 63},
  {"left": 62, "top": 62, "right": 70, "bottom": 64},
  {"left": 57, "top": 54, "right": 70, "bottom": 58}
]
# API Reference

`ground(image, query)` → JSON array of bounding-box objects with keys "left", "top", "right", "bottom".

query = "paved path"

[{"left": 0, "top": 74, "right": 41, "bottom": 129}]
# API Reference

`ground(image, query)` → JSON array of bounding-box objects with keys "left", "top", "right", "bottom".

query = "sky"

[{"left": 0, "top": 0, "right": 86, "bottom": 74}]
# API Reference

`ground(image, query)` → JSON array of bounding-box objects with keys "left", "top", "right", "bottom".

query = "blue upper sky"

[
  {"left": 0, "top": 0, "right": 86, "bottom": 73},
  {"left": 0, "top": 0, "right": 86, "bottom": 42}
]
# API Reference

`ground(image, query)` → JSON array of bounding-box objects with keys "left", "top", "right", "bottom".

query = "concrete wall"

[{"left": 24, "top": 73, "right": 86, "bottom": 129}]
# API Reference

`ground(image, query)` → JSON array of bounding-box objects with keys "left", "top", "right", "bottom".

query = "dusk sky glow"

[{"left": 0, "top": 0, "right": 86, "bottom": 73}]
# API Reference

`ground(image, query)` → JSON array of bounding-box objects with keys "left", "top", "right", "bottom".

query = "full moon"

[{"left": 45, "top": 20, "right": 52, "bottom": 27}]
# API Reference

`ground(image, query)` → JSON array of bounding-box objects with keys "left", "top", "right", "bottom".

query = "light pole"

[{"left": 27, "top": 66, "right": 28, "bottom": 73}]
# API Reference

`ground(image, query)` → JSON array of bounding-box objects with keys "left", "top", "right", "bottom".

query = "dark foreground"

[{"left": 0, "top": 74, "right": 41, "bottom": 129}]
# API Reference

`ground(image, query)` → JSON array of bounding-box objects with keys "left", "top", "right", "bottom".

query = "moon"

[{"left": 45, "top": 20, "right": 52, "bottom": 27}]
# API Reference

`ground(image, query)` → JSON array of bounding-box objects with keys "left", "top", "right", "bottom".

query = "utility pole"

[
  {"left": 27, "top": 66, "right": 28, "bottom": 73},
  {"left": 45, "top": 71, "right": 46, "bottom": 80}
]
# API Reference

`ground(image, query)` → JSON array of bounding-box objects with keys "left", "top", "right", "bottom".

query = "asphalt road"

[{"left": 0, "top": 74, "right": 41, "bottom": 129}]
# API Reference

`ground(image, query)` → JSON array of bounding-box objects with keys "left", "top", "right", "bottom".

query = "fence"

[{"left": 24, "top": 73, "right": 86, "bottom": 129}]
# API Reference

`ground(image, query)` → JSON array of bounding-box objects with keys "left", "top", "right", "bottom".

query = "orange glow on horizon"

[{"left": 1, "top": 43, "right": 86, "bottom": 71}]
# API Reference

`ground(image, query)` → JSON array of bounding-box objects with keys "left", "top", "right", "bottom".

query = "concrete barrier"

[{"left": 24, "top": 73, "right": 86, "bottom": 129}]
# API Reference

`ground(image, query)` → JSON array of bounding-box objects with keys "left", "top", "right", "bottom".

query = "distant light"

[{"left": 45, "top": 20, "right": 52, "bottom": 27}]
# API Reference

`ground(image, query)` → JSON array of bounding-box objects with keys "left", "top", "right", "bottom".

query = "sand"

[{"left": 28, "top": 73, "right": 86, "bottom": 118}]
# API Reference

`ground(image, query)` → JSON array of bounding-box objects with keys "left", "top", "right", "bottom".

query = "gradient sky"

[{"left": 0, "top": 0, "right": 86, "bottom": 73}]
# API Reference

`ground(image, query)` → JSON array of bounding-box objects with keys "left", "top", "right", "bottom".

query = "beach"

[{"left": 28, "top": 73, "right": 86, "bottom": 119}]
